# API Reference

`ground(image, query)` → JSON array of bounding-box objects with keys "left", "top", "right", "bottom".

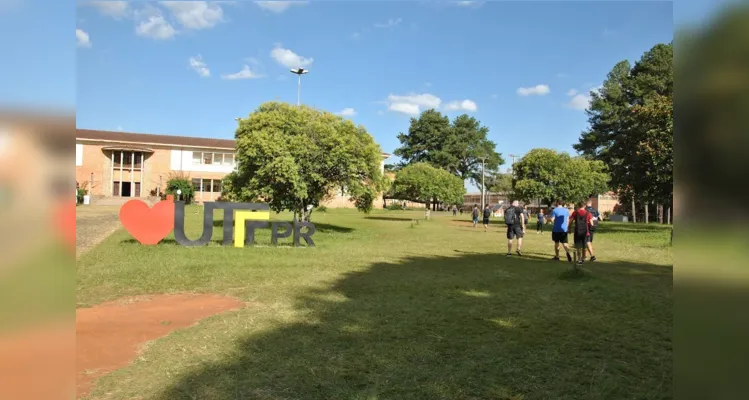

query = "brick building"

[{"left": 75, "top": 129, "right": 390, "bottom": 207}]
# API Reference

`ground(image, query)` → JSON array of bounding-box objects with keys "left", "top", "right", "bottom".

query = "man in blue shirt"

[{"left": 550, "top": 200, "right": 573, "bottom": 262}]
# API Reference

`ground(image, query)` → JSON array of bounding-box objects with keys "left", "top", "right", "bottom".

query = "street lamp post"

[
  {"left": 480, "top": 157, "right": 486, "bottom": 211},
  {"left": 290, "top": 68, "right": 309, "bottom": 105}
]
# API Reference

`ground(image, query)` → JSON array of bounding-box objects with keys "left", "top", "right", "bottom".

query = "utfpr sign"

[{"left": 119, "top": 196, "right": 315, "bottom": 247}]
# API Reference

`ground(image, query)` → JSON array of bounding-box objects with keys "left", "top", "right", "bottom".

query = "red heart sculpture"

[
  {"left": 56, "top": 202, "right": 77, "bottom": 251},
  {"left": 119, "top": 199, "right": 175, "bottom": 245}
]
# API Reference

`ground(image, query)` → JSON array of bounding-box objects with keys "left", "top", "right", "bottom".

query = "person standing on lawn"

[
  {"left": 550, "top": 200, "right": 573, "bottom": 262},
  {"left": 504, "top": 200, "right": 525, "bottom": 256},
  {"left": 585, "top": 198, "right": 600, "bottom": 262},
  {"left": 472, "top": 204, "right": 480, "bottom": 228},
  {"left": 536, "top": 208, "right": 546, "bottom": 234},
  {"left": 569, "top": 201, "right": 593, "bottom": 265},
  {"left": 482, "top": 204, "right": 492, "bottom": 231}
]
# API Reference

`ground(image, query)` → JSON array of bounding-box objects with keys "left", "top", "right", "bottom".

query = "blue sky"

[{"left": 2, "top": 0, "right": 712, "bottom": 188}]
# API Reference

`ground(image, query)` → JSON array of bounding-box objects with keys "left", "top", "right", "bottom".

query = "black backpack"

[
  {"left": 575, "top": 210, "right": 589, "bottom": 235},
  {"left": 504, "top": 207, "right": 517, "bottom": 226}
]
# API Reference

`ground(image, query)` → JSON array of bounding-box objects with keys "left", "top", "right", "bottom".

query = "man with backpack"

[
  {"left": 585, "top": 198, "right": 600, "bottom": 262},
  {"left": 504, "top": 200, "right": 525, "bottom": 256},
  {"left": 471, "top": 204, "right": 480, "bottom": 228},
  {"left": 569, "top": 201, "right": 593, "bottom": 265},
  {"left": 482, "top": 204, "right": 492, "bottom": 231}
]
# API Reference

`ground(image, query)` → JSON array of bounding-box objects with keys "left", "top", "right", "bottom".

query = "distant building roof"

[{"left": 77, "top": 129, "right": 389, "bottom": 156}]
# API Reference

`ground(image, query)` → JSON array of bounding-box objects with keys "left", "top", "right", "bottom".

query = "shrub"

[
  {"left": 386, "top": 203, "right": 405, "bottom": 211},
  {"left": 165, "top": 173, "right": 195, "bottom": 204},
  {"left": 602, "top": 211, "right": 611, "bottom": 220},
  {"left": 316, "top": 205, "right": 328, "bottom": 213}
]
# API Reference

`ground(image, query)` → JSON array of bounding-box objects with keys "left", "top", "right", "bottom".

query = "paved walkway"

[{"left": 76, "top": 205, "right": 122, "bottom": 257}]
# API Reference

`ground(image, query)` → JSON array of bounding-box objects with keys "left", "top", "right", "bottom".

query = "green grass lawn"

[{"left": 77, "top": 208, "right": 673, "bottom": 400}]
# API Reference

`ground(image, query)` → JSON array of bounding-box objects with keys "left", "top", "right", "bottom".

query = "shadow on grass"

[
  {"left": 210, "top": 219, "right": 355, "bottom": 234},
  {"left": 156, "top": 251, "right": 672, "bottom": 400},
  {"left": 597, "top": 223, "right": 672, "bottom": 234},
  {"left": 365, "top": 216, "right": 416, "bottom": 222}
]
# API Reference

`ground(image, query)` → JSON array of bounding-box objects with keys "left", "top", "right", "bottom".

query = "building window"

[
  {"left": 192, "top": 151, "right": 236, "bottom": 167},
  {"left": 191, "top": 178, "right": 201, "bottom": 191},
  {"left": 212, "top": 179, "right": 222, "bottom": 193},
  {"left": 202, "top": 179, "right": 212, "bottom": 192}
]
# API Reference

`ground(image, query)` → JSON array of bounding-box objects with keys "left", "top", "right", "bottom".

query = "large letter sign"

[{"left": 119, "top": 196, "right": 315, "bottom": 247}]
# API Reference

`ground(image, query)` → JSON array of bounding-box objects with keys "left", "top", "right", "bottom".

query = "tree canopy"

[
  {"left": 513, "top": 149, "right": 610, "bottom": 205},
  {"left": 391, "top": 162, "right": 466, "bottom": 207},
  {"left": 222, "top": 102, "right": 388, "bottom": 220},
  {"left": 394, "top": 110, "right": 504, "bottom": 187},
  {"left": 575, "top": 42, "right": 673, "bottom": 207}
]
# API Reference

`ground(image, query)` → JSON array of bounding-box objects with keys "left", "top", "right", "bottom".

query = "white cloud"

[
  {"left": 76, "top": 28, "right": 91, "bottom": 48},
  {"left": 454, "top": 1, "right": 485, "bottom": 7},
  {"left": 386, "top": 93, "right": 441, "bottom": 115},
  {"left": 221, "top": 65, "right": 264, "bottom": 80},
  {"left": 88, "top": 1, "right": 130, "bottom": 19},
  {"left": 255, "top": 1, "right": 308, "bottom": 13},
  {"left": 566, "top": 89, "right": 578, "bottom": 96},
  {"left": 444, "top": 99, "right": 478, "bottom": 112},
  {"left": 517, "top": 84, "right": 550, "bottom": 96},
  {"left": 135, "top": 15, "right": 178, "bottom": 39},
  {"left": 337, "top": 108, "right": 357, "bottom": 117},
  {"left": 567, "top": 94, "right": 591, "bottom": 110},
  {"left": 374, "top": 18, "right": 402, "bottom": 28},
  {"left": 188, "top": 55, "right": 210, "bottom": 77},
  {"left": 270, "top": 44, "right": 313, "bottom": 68},
  {"left": 160, "top": 1, "right": 224, "bottom": 30}
]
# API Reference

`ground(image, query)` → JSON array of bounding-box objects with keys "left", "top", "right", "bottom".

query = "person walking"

[
  {"left": 585, "top": 198, "right": 600, "bottom": 262},
  {"left": 550, "top": 200, "right": 573, "bottom": 262},
  {"left": 536, "top": 208, "right": 546, "bottom": 234},
  {"left": 482, "top": 204, "right": 492, "bottom": 231},
  {"left": 570, "top": 201, "right": 593, "bottom": 265},
  {"left": 504, "top": 200, "right": 525, "bottom": 256},
  {"left": 452, "top": 205, "right": 458, "bottom": 216},
  {"left": 471, "top": 204, "right": 480, "bottom": 228}
]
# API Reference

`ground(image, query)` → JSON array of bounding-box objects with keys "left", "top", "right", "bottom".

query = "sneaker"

[
  {"left": 590, "top": 256, "right": 597, "bottom": 262},
  {"left": 552, "top": 256, "right": 560, "bottom": 261},
  {"left": 577, "top": 260, "right": 584, "bottom": 265},
  {"left": 516, "top": 250, "right": 522, "bottom": 256},
  {"left": 506, "top": 253, "right": 512, "bottom": 256},
  {"left": 566, "top": 252, "right": 572, "bottom": 262}
]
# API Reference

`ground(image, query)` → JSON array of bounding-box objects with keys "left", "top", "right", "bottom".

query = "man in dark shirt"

[
  {"left": 585, "top": 198, "right": 600, "bottom": 262},
  {"left": 472, "top": 204, "right": 480, "bottom": 228},
  {"left": 505, "top": 200, "right": 526, "bottom": 256},
  {"left": 482, "top": 204, "right": 491, "bottom": 231}
]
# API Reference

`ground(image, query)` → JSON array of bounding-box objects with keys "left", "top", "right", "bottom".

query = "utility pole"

[
  {"left": 290, "top": 68, "right": 309, "bottom": 105},
  {"left": 481, "top": 157, "right": 486, "bottom": 210}
]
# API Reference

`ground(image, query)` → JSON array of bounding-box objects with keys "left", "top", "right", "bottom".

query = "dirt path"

[
  {"left": 76, "top": 206, "right": 122, "bottom": 257},
  {"left": 76, "top": 294, "right": 245, "bottom": 398}
]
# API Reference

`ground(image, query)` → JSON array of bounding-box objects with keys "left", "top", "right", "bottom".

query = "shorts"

[
  {"left": 551, "top": 232, "right": 568, "bottom": 243},
  {"left": 506, "top": 225, "right": 524, "bottom": 239},
  {"left": 587, "top": 230, "right": 595, "bottom": 243},
  {"left": 482, "top": 218, "right": 490, "bottom": 225},
  {"left": 574, "top": 234, "right": 587, "bottom": 248},
  {"left": 472, "top": 217, "right": 479, "bottom": 224}
]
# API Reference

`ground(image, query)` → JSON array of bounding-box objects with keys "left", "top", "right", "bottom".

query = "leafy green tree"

[
  {"left": 485, "top": 171, "right": 514, "bottom": 197},
  {"left": 513, "top": 149, "right": 609, "bottom": 205},
  {"left": 575, "top": 42, "right": 673, "bottom": 220},
  {"left": 394, "top": 110, "right": 503, "bottom": 186},
  {"left": 391, "top": 163, "right": 465, "bottom": 208},
  {"left": 223, "top": 102, "right": 388, "bottom": 221},
  {"left": 166, "top": 172, "right": 195, "bottom": 204}
]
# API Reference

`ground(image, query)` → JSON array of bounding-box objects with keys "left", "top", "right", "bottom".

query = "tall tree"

[
  {"left": 222, "top": 102, "right": 388, "bottom": 221},
  {"left": 391, "top": 163, "right": 465, "bottom": 209},
  {"left": 394, "top": 110, "right": 503, "bottom": 185},
  {"left": 513, "top": 149, "right": 610, "bottom": 205},
  {"left": 575, "top": 43, "right": 673, "bottom": 219}
]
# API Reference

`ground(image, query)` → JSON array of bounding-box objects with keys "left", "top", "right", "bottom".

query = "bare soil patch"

[
  {"left": 76, "top": 205, "right": 122, "bottom": 257},
  {"left": 76, "top": 294, "right": 244, "bottom": 398}
]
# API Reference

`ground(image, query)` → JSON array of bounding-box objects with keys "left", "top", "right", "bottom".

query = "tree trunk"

[
  {"left": 644, "top": 202, "right": 649, "bottom": 224},
  {"left": 658, "top": 203, "right": 663, "bottom": 224},
  {"left": 631, "top": 196, "right": 637, "bottom": 223},
  {"left": 667, "top": 206, "right": 671, "bottom": 225}
]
